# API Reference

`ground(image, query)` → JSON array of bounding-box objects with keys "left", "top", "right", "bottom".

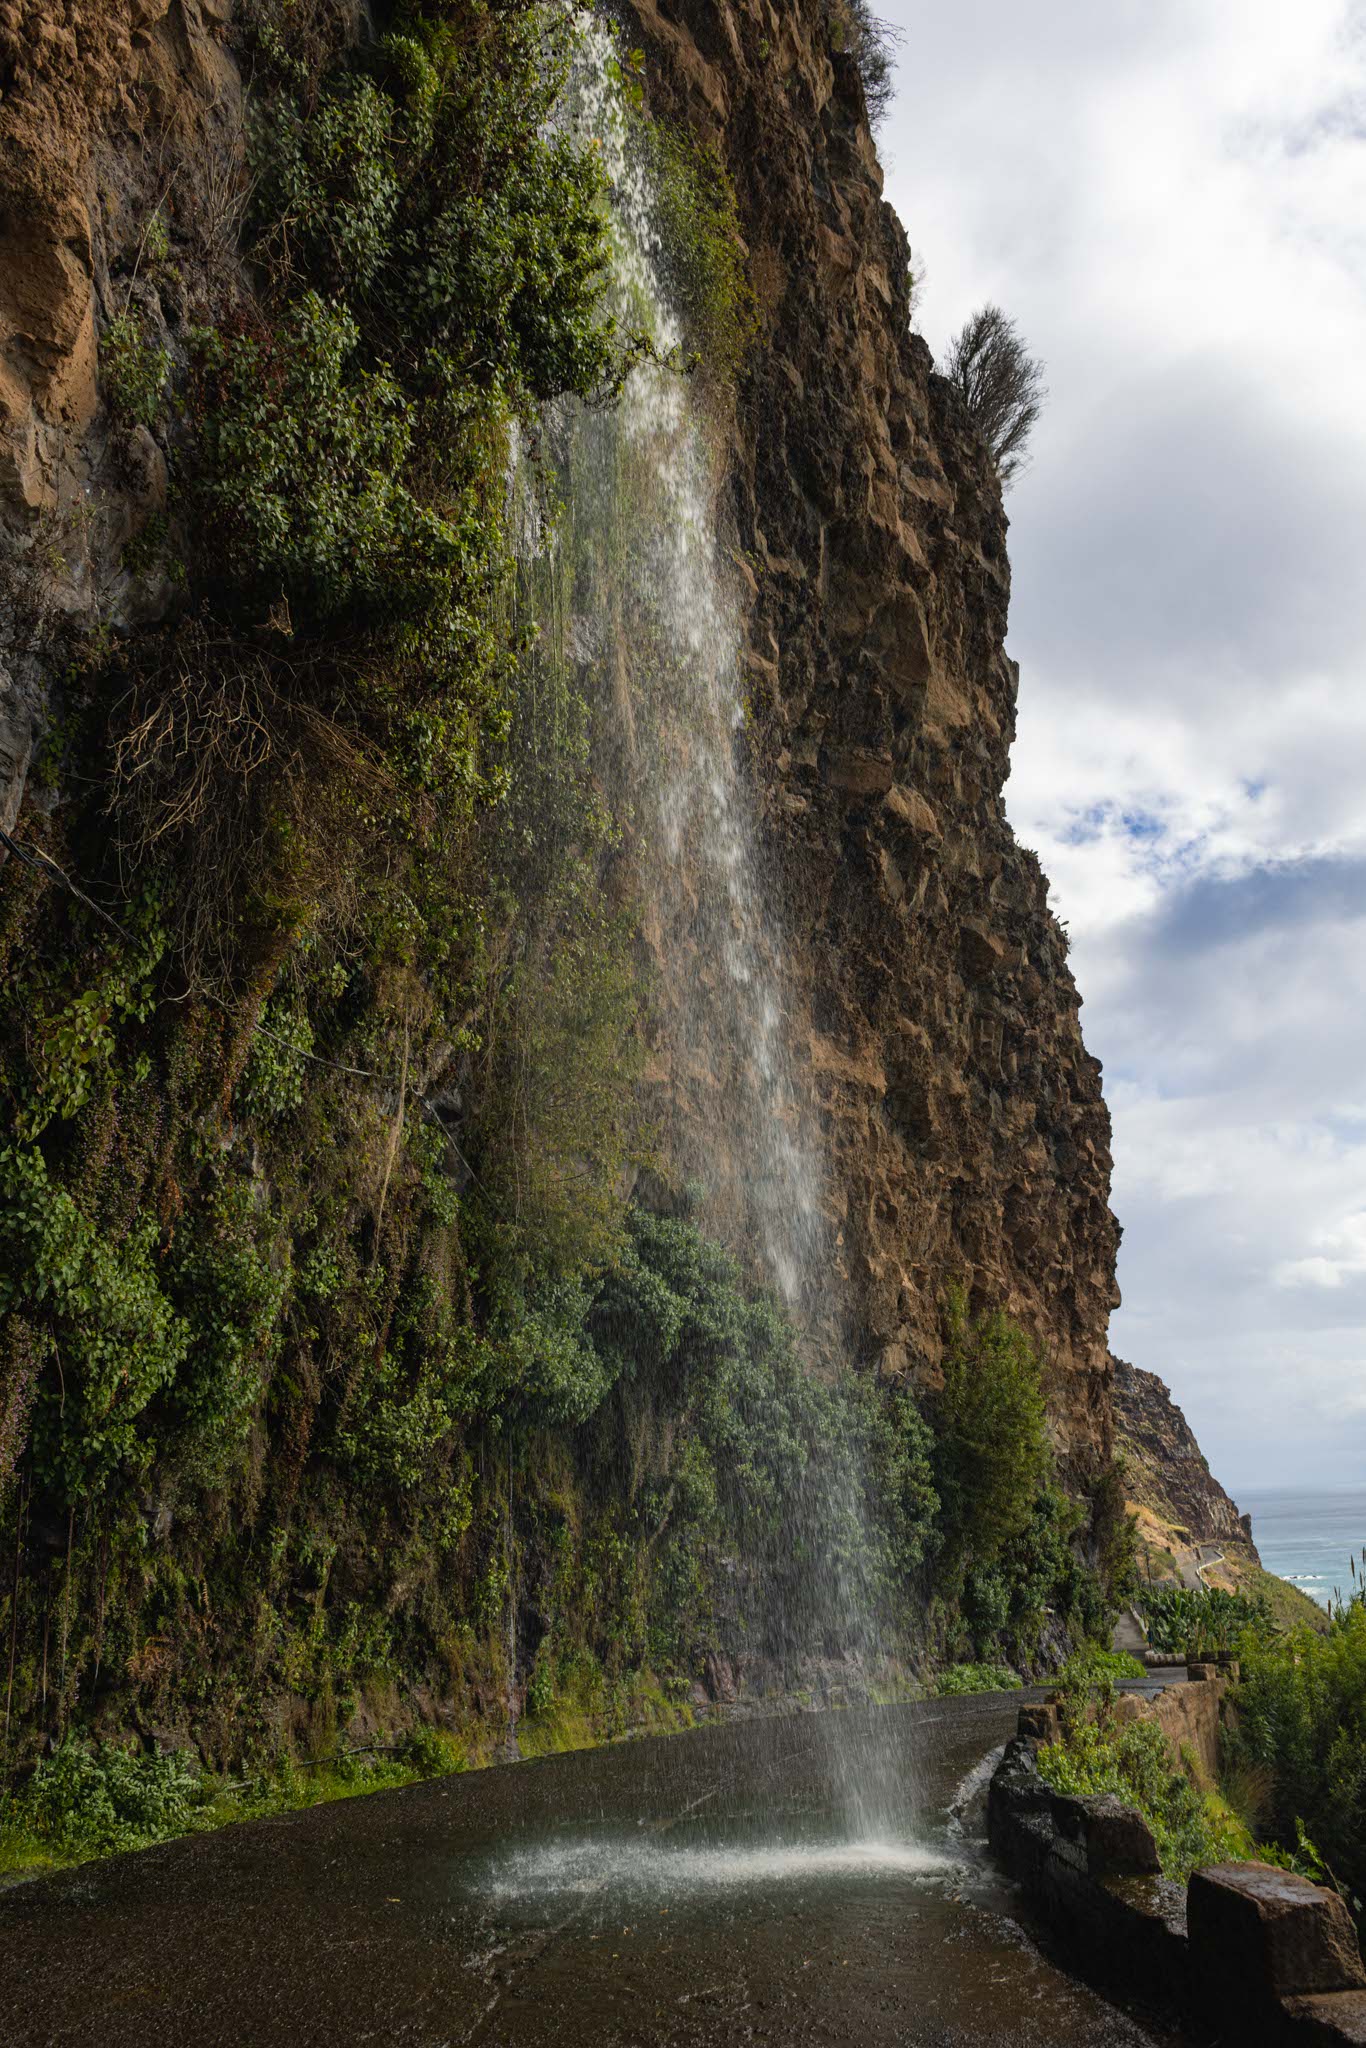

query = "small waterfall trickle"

[{"left": 510, "top": 16, "right": 917, "bottom": 1850}]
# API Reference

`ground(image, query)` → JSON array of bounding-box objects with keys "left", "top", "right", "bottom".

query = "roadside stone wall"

[
  {"left": 1147, "top": 1663, "right": 1226, "bottom": 1783},
  {"left": 1018, "top": 1668, "right": 1228, "bottom": 1783},
  {"left": 989, "top": 1707, "right": 1366, "bottom": 2046}
]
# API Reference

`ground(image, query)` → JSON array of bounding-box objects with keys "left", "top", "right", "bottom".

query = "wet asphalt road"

[{"left": 0, "top": 1687, "right": 1192, "bottom": 2047}]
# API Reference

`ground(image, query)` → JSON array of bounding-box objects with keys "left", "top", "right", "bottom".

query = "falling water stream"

[
  {"left": 517, "top": 22, "right": 825, "bottom": 1311},
  {"left": 502, "top": 15, "right": 918, "bottom": 1886}
]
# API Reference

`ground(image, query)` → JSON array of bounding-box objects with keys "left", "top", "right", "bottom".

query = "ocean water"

[{"left": 1240, "top": 1487, "right": 1366, "bottom": 1610}]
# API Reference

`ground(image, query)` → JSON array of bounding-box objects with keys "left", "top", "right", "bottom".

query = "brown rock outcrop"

[
  {"left": 0, "top": 0, "right": 242, "bottom": 515},
  {"left": 1112, "top": 1354, "right": 1258, "bottom": 1554},
  {"left": 0, "top": 0, "right": 246, "bottom": 844}
]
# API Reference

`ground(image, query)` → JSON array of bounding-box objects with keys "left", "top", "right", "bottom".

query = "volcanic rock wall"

[
  {"left": 2, "top": 0, "right": 1119, "bottom": 1474},
  {"left": 0, "top": 0, "right": 249, "bottom": 838},
  {"left": 625, "top": 0, "right": 1120, "bottom": 1472},
  {"left": 1112, "top": 1355, "right": 1259, "bottom": 1556}
]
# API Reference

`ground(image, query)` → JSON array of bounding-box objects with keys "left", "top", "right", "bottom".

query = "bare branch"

[{"left": 942, "top": 304, "right": 1047, "bottom": 489}]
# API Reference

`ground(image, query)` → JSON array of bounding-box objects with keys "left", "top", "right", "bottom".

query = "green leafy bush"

[
  {"left": 1040, "top": 1713, "right": 1247, "bottom": 1880},
  {"left": 1225, "top": 1602, "right": 1366, "bottom": 1915},
  {"left": 399, "top": 1724, "right": 466, "bottom": 1779},
  {"left": 142, "top": 211, "right": 171, "bottom": 267},
  {"left": 101, "top": 307, "right": 170, "bottom": 427},
  {"left": 0, "top": 1144, "right": 189, "bottom": 1501},
  {"left": 198, "top": 0, "right": 622, "bottom": 642},
  {"left": 1089, "top": 1455, "right": 1140, "bottom": 1607},
  {"left": 963, "top": 1482, "right": 1096, "bottom": 1653},
  {"left": 926, "top": 1297, "right": 1119, "bottom": 1663},
  {"left": 252, "top": 74, "right": 401, "bottom": 296},
  {"left": 935, "top": 1661, "right": 1021, "bottom": 1696},
  {"left": 237, "top": 1001, "right": 314, "bottom": 1122},
  {"left": 249, "top": 7, "right": 618, "bottom": 400},
  {"left": 9, "top": 1740, "right": 201, "bottom": 1856},
  {"left": 372, "top": 14, "right": 617, "bottom": 400},
  {"left": 1038, "top": 1650, "right": 1249, "bottom": 1880},
  {"left": 641, "top": 122, "right": 757, "bottom": 391},
  {"left": 193, "top": 296, "right": 472, "bottom": 629},
  {"left": 1138, "top": 1584, "right": 1270, "bottom": 1657},
  {"left": 165, "top": 1179, "right": 290, "bottom": 1446},
  {"left": 1084, "top": 1647, "right": 1147, "bottom": 1684},
  {"left": 932, "top": 1293, "right": 1048, "bottom": 1568},
  {"left": 573, "top": 1208, "right": 939, "bottom": 1660}
]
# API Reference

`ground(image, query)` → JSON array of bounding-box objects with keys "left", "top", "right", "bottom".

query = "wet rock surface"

[
  {"left": 1069, "top": 1793, "right": 1162, "bottom": 1881},
  {"left": 621, "top": 0, "right": 1121, "bottom": 1470},
  {"left": 1187, "top": 1862, "right": 1366, "bottom": 2006},
  {"left": 1283, "top": 1992, "right": 1366, "bottom": 2045},
  {"left": 0, "top": 1693, "right": 1188, "bottom": 2047}
]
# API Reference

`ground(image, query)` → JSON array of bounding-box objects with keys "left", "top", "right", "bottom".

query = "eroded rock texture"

[
  {"left": 627, "top": 0, "right": 1120, "bottom": 1474},
  {"left": 0, "top": 0, "right": 249, "bottom": 838},
  {"left": 1112, "top": 1355, "right": 1259, "bottom": 1555}
]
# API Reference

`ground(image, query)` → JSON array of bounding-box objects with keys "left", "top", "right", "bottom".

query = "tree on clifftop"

[{"left": 943, "top": 303, "right": 1046, "bottom": 487}]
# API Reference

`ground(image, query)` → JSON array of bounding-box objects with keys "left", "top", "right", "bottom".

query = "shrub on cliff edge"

[
  {"left": 825, "top": 0, "right": 901, "bottom": 128},
  {"left": 932, "top": 1293, "right": 1048, "bottom": 1567},
  {"left": 943, "top": 304, "right": 1046, "bottom": 487}
]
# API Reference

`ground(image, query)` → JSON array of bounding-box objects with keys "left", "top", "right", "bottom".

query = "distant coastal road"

[{"left": 1180, "top": 1544, "right": 1225, "bottom": 1591}]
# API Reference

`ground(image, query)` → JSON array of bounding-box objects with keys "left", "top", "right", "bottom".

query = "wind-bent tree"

[{"left": 943, "top": 304, "right": 1046, "bottom": 487}]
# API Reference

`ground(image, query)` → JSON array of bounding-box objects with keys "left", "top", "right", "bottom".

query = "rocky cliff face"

[
  {"left": 0, "top": 0, "right": 258, "bottom": 853},
  {"left": 0, "top": 0, "right": 1135, "bottom": 1763},
  {"left": 625, "top": 0, "right": 1120, "bottom": 1472},
  {"left": 1112, "top": 1355, "right": 1257, "bottom": 1556},
  {"left": 3, "top": 0, "right": 1121, "bottom": 1481}
]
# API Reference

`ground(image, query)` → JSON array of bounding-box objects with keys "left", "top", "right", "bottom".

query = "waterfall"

[
  {"left": 513, "top": 20, "right": 827, "bottom": 1313},
  {"left": 510, "top": 15, "right": 916, "bottom": 1847}
]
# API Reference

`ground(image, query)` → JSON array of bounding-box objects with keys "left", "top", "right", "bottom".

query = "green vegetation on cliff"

[
  {"left": 0, "top": 0, "right": 651, "bottom": 1773},
  {"left": 927, "top": 1294, "right": 1133, "bottom": 1667},
  {"left": 0, "top": 4, "right": 1129, "bottom": 1854}
]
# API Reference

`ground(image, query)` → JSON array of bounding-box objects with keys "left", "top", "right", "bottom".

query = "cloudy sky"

[{"left": 878, "top": 0, "right": 1366, "bottom": 1490}]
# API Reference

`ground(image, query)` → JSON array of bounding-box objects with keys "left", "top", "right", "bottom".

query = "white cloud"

[
  {"left": 1282, "top": 1257, "right": 1352, "bottom": 1290},
  {"left": 1277, "top": 1213, "right": 1366, "bottom": 1289},
  {"left": 879, "top": 0, "right": 1366, "bottom": 1487}
]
